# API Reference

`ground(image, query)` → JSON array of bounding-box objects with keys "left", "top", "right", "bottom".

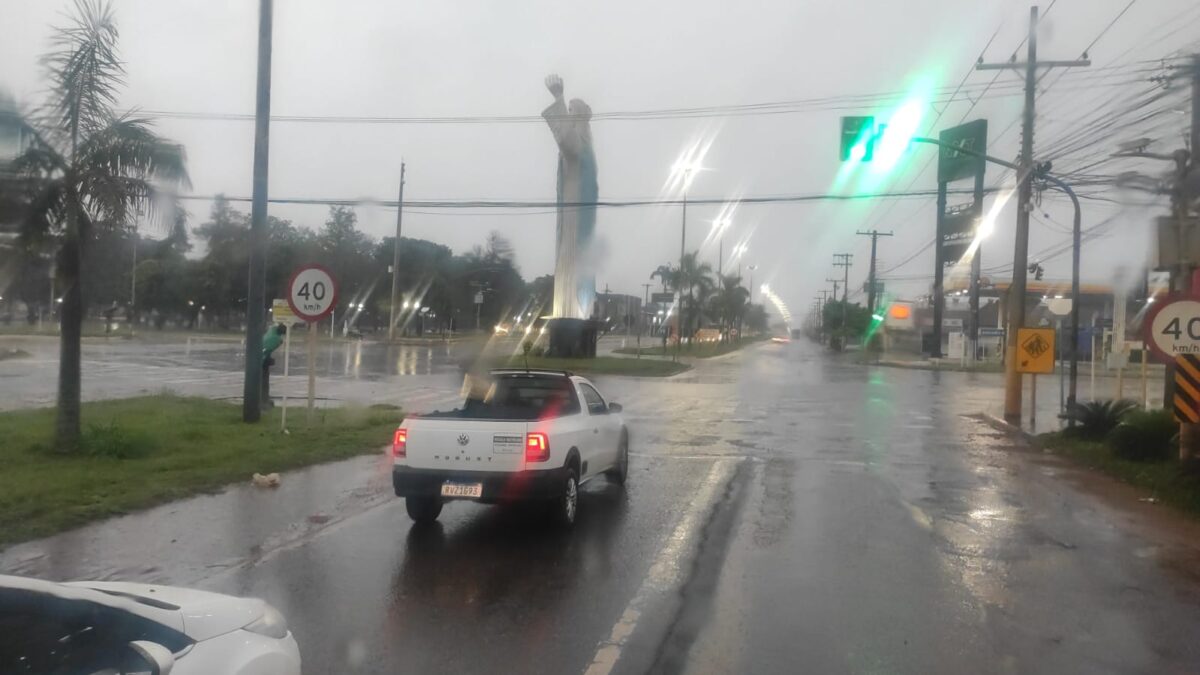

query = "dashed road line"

[{"left": 583, "top": 457, "right": 739, "bottom": 675}]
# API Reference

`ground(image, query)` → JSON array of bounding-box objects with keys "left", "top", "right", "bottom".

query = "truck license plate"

[{"left": 441, "top": 482, "right": 483, "bottom": 498}]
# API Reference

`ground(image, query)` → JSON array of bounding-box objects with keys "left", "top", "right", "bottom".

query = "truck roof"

[{"left": 489, "top": 368, "right": 576, "bottom": 378}]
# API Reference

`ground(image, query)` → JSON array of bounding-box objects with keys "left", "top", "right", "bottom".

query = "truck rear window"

[{"left": 453, "top": 375, "right": 581, "bottom": 420}]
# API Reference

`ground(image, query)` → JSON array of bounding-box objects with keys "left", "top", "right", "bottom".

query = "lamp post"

[{"left": 673, "top": 161, "right": 703, "bottom": 361}]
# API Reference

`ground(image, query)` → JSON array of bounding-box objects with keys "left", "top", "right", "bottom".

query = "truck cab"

[{"left": 392, "top": 370, "right": 628, "bottom": 525}]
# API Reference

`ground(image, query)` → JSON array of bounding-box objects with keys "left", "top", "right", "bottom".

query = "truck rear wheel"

[
  {"left": 406, "top": 496, "right": 443, "bottom": 523},
  {"left": 550, "top": 467, "right": 579, "bottom": 527}
]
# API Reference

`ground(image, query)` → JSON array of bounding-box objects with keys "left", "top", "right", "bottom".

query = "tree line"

[{"left": 649, "top": 252, "right": 768, "bottom": 338}]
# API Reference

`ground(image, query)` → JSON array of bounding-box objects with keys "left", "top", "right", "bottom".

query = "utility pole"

[
  {"left": 387, "top": 161, "right": 406, "bottom": 341},
  {"left": 1177, "top": 54, "right": 1200, "bottom": 459},
  {"left": 833, "top": 253, "right": 853, "bottom": 329},
  {"left": 676, "top": 179, "right": 690, "bottom": 363},
  {"left": 242, "top": 0, "right": 273, "bottom": 423},
  {"left": 978, "top": 4, "right": 1089, "bottom": 423},
  {"left": 639, "top": 283, "right": 651, "bottom": 355},
  {"left": 826, "top": 279, "right": 841, "bottom": 320},
  {"left": 856, "top": 231, "right": 892, "bottom": 316},
  {"left": 815, "top": 292, "right": 828, "bottom": 337}
]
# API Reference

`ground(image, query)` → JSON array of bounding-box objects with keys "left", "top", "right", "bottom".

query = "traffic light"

[{"left": 840, "top": 116, "right": 875, "bottom": 161}]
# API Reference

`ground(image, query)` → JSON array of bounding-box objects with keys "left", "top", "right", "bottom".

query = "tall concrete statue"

[{"left": 542, "top": 74, "right": 597, "bottom": 321}]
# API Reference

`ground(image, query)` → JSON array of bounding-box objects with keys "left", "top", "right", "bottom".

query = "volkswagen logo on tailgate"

[{"left": 457, "top": 434, "right": 470, "bottom": 446}]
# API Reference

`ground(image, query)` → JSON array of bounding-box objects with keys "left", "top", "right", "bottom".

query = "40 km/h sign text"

[
  {"left": 287, "top": 264, "right": 338, "bottom": 323},
  {"left": 1146, "top": 296, "right": 1200, "bottom": 363}
]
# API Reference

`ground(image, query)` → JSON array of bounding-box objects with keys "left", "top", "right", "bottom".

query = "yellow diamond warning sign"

[{"left": 1016, "top": 327, "right": 1055, "bottom": 374}]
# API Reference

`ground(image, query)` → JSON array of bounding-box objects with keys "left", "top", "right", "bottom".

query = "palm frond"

[
  {"left": 41, "top": 0, "right": 123, "bottom": 141},
  {"left": 15, "top": 178, "right": 69, "bottom": 248},
  {"left": 75, "top": 115, "right": 190, "bottom": 229}
]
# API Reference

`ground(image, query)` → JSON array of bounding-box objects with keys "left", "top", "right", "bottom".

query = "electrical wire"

[{"left": 175, "top": 186, "right": 1002, "bottom": 210}]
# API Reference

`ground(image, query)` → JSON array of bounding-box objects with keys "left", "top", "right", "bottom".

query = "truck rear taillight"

[
  {"left": 525, "top": 432, "right": 550, "bottom": 462},
  {"left": 392, "top": 428, "right": 407, "bottom": 458}
]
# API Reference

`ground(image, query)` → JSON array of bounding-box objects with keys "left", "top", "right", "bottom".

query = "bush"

[
  {"left": 1064, "top": 399, "right": 1138, "bottom": 440},
  {"left": 1105, "top": 409, "right": 1178, "bottom": 462},
  {"left": 83, "top": 422, "right": 156, "bottom": 459}
]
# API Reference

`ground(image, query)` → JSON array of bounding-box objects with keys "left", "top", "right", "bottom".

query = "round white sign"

[
  {"left": 1148, "top": 298, "right": 1200, "bottom": 361},
  {"left": 286, "top": 264, "right": 338, "bottom": 322}
]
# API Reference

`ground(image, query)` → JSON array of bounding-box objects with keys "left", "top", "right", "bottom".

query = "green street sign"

[
  {"left": 840, "top": 116, "right": 876, "bottom": 161},
  {"left": 937, "top": 119, "right": 988, "bottom": 183}
]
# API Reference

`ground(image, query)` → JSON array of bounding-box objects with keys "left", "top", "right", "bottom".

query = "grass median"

[
  {"left": 1038, "top": 431, "right": 1200, "bottom": 517},
  {"left": 612, "top": 335, "right": 767, "bottom": 359},
  {"left": 0, "top": 395, "right": 403, "bottom": 547},
  {"left": 497, "top": 355, "right": 689, "bottom": 377}
]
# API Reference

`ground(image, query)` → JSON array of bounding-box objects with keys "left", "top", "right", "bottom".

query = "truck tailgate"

[{"left": 403, "top": 419, "right": 529, "bottom": 472}]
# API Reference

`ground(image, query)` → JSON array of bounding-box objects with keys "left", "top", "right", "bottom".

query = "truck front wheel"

[{"left": 406, "top": 496, "right": 443, "bottom": 523}]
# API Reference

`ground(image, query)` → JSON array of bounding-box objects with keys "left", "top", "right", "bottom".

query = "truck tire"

[
  {"left": 406, "top": 496, "right": 443, "bottom": 523},
  {"left": 606, "top": 433, "right": 629, "bottom": 486},
  {"left": 551, "top": 466, "right": 579, "bottom": 527}
]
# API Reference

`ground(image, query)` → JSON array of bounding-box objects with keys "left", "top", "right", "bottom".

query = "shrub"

[
  {"left": 83, "top": 422, "right": 155, "bottom": 459},
  {"left": 1105, "top": 409, "right": 1178, "bottom": 462},
  {"left": 1064, "top": 399, "right": 1138, "bottom": 440}
]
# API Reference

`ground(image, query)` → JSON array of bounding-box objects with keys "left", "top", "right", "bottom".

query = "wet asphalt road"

[{"left": 4, "top": 339, "right": 1200, "bottom": 673}]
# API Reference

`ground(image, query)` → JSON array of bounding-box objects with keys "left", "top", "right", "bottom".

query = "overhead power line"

[
  {"left": 177, "top": 186, "right": 1002, "bottom": 210},
  {"left": 127, "top": 64, "right": 1160, "bottom": 126}
]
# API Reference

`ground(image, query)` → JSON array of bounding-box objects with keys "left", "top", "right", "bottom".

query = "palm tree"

[
  {"left": 6, "top": 0, "right": 189, "bottom": 449},
  {"left": 710, "top": 274, "right": 750, "bottom": 339},
  {"left": 676, "top": 252, "right": 714, "bottom": 338},
  {"left": 650, "top": 263, "right": 677, "bottom": 293}
]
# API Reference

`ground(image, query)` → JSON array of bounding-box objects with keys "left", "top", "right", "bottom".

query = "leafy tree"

[
  {"left": 4, "top": 0, "right": 189, "bottom": 449},
  {"left": 194, "top": 196, "right": 248, "bottom": 327},
  {"left": 744, "top": 303, "right": 768, "bottom": 333},
  {"left": 822, "top": 299, "right": 871, "bottom": 349}
]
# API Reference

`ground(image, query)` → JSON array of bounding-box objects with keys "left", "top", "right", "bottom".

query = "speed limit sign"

[
  {"left": 287, "top": 264, "right": 338, "bottom": 322},
  {"left": 1145, "top": 293, "right": 1200, "bottom": 363}
]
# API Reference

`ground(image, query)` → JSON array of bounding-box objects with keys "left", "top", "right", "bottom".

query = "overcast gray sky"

[{"left": 2, "top": 0, "right": 1197, "bottom": 318}]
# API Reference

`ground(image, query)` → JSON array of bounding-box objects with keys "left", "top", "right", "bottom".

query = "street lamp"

[
  {"left": 669, "top": 156, "right": 706, "bottom": 361},
  {"left": 748, "top": 265, "right": 758, "bottom": 302}
]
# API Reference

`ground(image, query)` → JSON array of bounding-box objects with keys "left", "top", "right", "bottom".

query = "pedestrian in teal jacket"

[{"left": 261, "top": 323, "right": 287, "bottom": 409}]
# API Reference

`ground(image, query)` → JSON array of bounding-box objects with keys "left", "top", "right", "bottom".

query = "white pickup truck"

[{"left": 391, "top": 369, "right": 629, "bottom": 526}]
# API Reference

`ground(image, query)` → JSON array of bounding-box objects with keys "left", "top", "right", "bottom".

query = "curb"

[{"left": 977, "top": 413, "right": 1037, "bottom": 444}]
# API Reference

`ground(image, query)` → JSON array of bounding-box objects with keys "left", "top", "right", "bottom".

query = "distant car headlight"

[{"left": 244, "top": 604, "right": 289, "bottom": 639}]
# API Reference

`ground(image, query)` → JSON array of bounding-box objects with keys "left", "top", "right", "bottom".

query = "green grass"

[
  {"left": 1038, "top": 431, "right": 1200, "bottom": 516},
  {"left": 0, "top": 396, "right": 403, "bottom": 546},
  {"left": 497, "top": 355, "right": 689, "bottom": 377},
  {"left": 612, "top": 335, "right": 766, "bottom": 359}
]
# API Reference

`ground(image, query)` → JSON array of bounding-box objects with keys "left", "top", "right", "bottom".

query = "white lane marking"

[{"left": 583, "top": 458, "right": 738, "bottom": 675}]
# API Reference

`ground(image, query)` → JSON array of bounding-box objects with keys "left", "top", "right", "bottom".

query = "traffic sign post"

[
  {"left": 1016, "top": 327, "right": 1055, "bottom": 374},
  {"left": 271, "top": 299, "right": 303, "bottom": 432},
  {"left": 1173, "top": 355, "right": 1200, "bottom": 422},
  {"left": 287, "top": 264, "right": 338, "bottom": 424},
  {"left": 1017, "top": 327, "right": 1055, "bottom": 428}
]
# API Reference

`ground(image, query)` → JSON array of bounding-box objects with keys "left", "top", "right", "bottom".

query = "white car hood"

[{"left": 64, "top": 580, "right": 267, "bottom": 642}]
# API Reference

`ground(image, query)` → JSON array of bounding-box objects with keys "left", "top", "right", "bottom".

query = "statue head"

[{"left": 568, "top": 98, "right": 592, "bottom": 121}]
